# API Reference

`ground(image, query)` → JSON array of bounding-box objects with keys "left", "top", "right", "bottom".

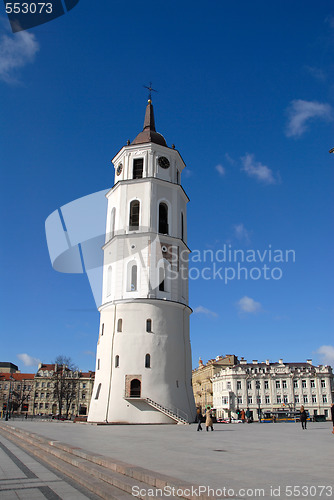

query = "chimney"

[
  {"left": 240, "top": 359, "right": 247, "bottom": 365},
  {"left": 265, "top": 359, "right": 270, "bottom": 365},
  {"left": 306, "top": 359, "right": 312, "bottom": 365},
  {"left": 278, "top": 359, "right": 283, "bottom": 364},
  {"left": 252, "top": 360, "right": 258, "bottom": 364}
]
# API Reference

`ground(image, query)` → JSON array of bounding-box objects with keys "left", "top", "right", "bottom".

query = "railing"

[{"left": 145, "top": 397, "right": 189, "bottom": 424}]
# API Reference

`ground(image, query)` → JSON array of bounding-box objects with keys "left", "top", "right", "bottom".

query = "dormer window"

[{"left": 133, "top": 159, "right": 143, "bottom": 179}]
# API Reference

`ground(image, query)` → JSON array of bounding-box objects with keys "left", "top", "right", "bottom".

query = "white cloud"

[
  {"left": 234, "top": 223, "right": 251, "bottom": 244},
  {"left": 315, "top": 345, "right": 334, "bottom": 365},
  {"left": 241, "top": 153, "right": 277, "bottom": 184},
  {"left": 285, "top": 99, "right": 333, "bottom": 138},
  {"left": 215, "top": 164, "right": 226, "bottom": 176},
  {"left": 237, "top": 296, "right": 262, "bottom": 314},
  {"left": 83, "top": 350, "right": 95, "bottom": 356},
  {"left": 194, "top": 306, "right": 218, "bottom": 318},
  {"left": 17, "top": 353, "right": 41, "bottom": 367},
  {"left": 0, "top": 28, "right": 39, "bottom": 83}
]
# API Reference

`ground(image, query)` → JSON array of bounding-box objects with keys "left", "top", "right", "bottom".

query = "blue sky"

[{"left": 0, "top": 1, "right": 333, "bottom": 373}]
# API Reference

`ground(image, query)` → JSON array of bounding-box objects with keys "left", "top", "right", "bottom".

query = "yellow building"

[{"left": 192, "top": 355, "right": 238, "bottom": 412}]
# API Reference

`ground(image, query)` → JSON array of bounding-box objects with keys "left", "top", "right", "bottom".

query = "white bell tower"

[{"left": 88, "top": 98, "right": 196, "bottom": 424}]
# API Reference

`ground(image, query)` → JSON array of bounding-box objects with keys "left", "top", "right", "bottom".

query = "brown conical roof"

[{"left": 132, "top": 100, "right": 167, "bottom": 147}]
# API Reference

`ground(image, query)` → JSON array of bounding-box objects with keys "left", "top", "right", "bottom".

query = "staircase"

[{"left": 145, "top": 398, "right": 189, "bottom": 424}]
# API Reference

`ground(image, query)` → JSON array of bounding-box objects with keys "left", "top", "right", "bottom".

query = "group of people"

[{"left": 196, "top": 403, "right": 334, "bottom": 433}]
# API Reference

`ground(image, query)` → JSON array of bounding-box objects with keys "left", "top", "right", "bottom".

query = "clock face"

[
  {"left": 158, "top": 156, "right": 170, "bottom": 169},
  {"left": 116, "top": 163, "right": 123, "bottom": 176}
]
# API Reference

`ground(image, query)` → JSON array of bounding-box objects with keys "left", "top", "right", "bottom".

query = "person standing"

[
  {"left": 196, "top": 410, "right": 203, "bottom": 431},
  {"left": 331, "top": 403, "right": 334, "bottom": 434},
  {"left": 246, "top": 408, "right": 251, "bottom": 423},
  {"left": 205, "top": 408, "right": 214, "bottom": 431},
  {"left": 300, "top": 405, "right": 307, "bottom": 430}
]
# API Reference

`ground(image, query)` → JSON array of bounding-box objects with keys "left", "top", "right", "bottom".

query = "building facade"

[
  {"left": 192, "top": 355, "right": 238, "bottom": 411},
  {"left": 88, "top": 98, "right": 196, "bottom": 424},
  {"left": 0, "top": 363, "right": 95, "bottom": 418},
  {"left": 212, "top": 358, "right": 334, "bottom": 421}
]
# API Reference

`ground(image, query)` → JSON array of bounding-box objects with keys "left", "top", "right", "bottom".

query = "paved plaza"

[{"left": 1, "top": 419, "right": 333, "bottom": 499}]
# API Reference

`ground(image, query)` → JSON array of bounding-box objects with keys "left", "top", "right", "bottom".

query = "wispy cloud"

[
  {"left": 83, "top": 350, "right": 95, "bottom": 356},
  {"left": 17, "top": 353, "right": 41, "bottom": 367},
  {"left": 234, "top": 223, "right": 251, "bottom": 244},
  {"left": 224, "top": 153, "right": 235, "bottom": 165},
  {"left": 0, "top": 27, "right": 39, "bottom": 83},
  {"left": 237, "top": 296, "right": 262, "bottom": 314},
  {"left": 194, "top": 306, "right": 218, "bottom": 318},
  {"left": 215, "top": 164, "right": 226, "bottom": 177},
  {"left": 241, "top": 153, "right": 277, "bottom": 184},
  {"left": 304, "top": 66, "right": 326, "bottom": 82},
  {"left": 285, "top": 99, "right": 333, "bottom": 138},
  {"left": 315, "top": 345, "right": 334, "bottom": 365}
]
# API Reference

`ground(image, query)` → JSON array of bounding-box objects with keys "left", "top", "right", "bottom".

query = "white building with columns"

[
  {"left": 88, "top": 98, "right": 196, "bottom": 424},
  {"left": 212, "top": 358, "right": 333, "bottom": 421}
]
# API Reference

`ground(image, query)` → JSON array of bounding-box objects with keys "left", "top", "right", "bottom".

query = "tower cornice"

[{"left": 106, "top": 176, "right": 190, "bottom": 203}]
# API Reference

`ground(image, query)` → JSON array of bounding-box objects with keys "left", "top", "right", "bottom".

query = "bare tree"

[
  {"left": 11, "top": 382, "right": 33, "bottom": 413},
  {"left": 52, "top": 356, "right": 79, "bottom": 419}
]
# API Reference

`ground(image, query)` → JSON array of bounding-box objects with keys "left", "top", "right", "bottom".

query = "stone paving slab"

[{"left": 1, "top": 420, "right": 333, "bottom": 500}]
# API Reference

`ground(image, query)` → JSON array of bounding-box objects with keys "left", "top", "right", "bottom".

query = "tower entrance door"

[{"left": 130, "top": 379, "right": 141, "bottom": 398}]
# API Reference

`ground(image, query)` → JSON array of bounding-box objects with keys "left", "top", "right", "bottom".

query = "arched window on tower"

[
  {"left": 133, "top": 158, "right": 143, "bottom": 179},
  {"left": 107, "top": 266, "right": 112, "bottom": 296},
  {"left": 109, "top": 208, "right": 116, "bottom": 240},
  {"left": 117, "top": 319, "right": 122, "bottom": 332},
  {"left": 95, "top": 383, "right": 101, "bottom": 400},
  {"left": 181, "top": 213, "right": 184, "bottom": 240},
  {"left": 145, "top": 354, "right": 151, "bottom": 368},
  {"left": 127, "top": 261, "right": 138, "bottom": 291},
  {"left": 146, "top": 319, "right": 152, "bottom": 332},
  {"left": 101, "top": 323, "right": 104, "bottom": 336},
  {"left": 115, "top": 355, "right": 119, "bottom": 368},
  {"left": 159, "top": 202, "right": 169, "bottom": 234},
  {"left": 129, "top": 200, "right": 140, "bottom": 230}
]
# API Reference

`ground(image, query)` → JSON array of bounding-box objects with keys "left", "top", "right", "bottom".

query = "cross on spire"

[{"left": 143, "top": 82, "right": 157, "bottom": 101}]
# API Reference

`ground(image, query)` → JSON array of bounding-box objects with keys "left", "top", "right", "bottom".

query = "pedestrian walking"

[
  {"left": 205, "top": 408, "right": 214, "bottom": 431},
  {"left": 196, "top": 410, "right": 203, "bottom": 431},
  {"left": 246, "top": 408, "right": 252, "bottom": 423},
  {"left": 240, "top": 409, "right": 245, "bottom": 423},
  {"left": 300, "top": 405, "right": 307, "bottom": 430},
  {"left": 331, "top": 403, "right": 334, "bottom": 434}
]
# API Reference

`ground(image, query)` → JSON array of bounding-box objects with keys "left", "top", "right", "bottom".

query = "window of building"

[
  {"left": 248, "top": 396, "right": 252, "bottom": 404},
  {"left": 82, "top": 393, "right": 86, "bottom": 400},
  {"left": 237, "top": 381, "right": 241, "bottom": 390},
  {"left": 312, "top": 395, "right": 317, "bottom": 403},
  {"left": 97, "top": 359, "right": 100, "bottom": 370},
  {"left": 110, "top": 207, "right": 116, "bottom": 239},
  {"left": 277, "top": 396, "right": 281, "bottom": 404},
  {"left": 310, "top": 379, "right": 315, "bottom": 388},
  {"left": 82, "top": 383, "right": 86, "bottom": 389},
  {"left": 322, "top": 394, "right": 327, "bottom": 403},
  {"left": 130, "top": 264, "right": 137, "bottom": 291},
  {"left": 276, "top": 381, "right": 280, "bottom": 389},
  {"left": 293, "top": 380, "right": 298, "bottom": 388},
  {"left": 265, "top": 396, "right": 270, "bottom": 404},
  {"left": 222, "top": 396, "right": 228, "bottom": 405},
  {"left": 283, "top": 395, "right": 288, "bottom": 404},
  {"left": 227, "top": 382, "right": 231, "bottom": 390},
  {"left": 324, "top": 409, "right": 328, "bottom": 418},
  {"left": 129, "top": 200, "right": 140, "bottom": 229},
  {"left": 282, "top": 380, "right": 287, "bottom": 389},
  {"left": 42, "top": 382, "right": 45, "bottom": 387},
  {"left": 256, "top": 381, "right": 260, "bottom": 390},
  {"left": 115, "top": 355, "right": 119, "bottom": 368},
  {"left": 302, "top": 380, "right": 307, "bottom": 388},
  {"left": 117, "top": 318, "right": 122, "bottom": 332},
  {"left": 133, "top": 158, "right": 143, "bottom": 179},
  {"left": 95, "top": 383, "right": 101, "bottom": 400},
  {"left": 146, "top": 319, "right": 152, "bottom": 332},
  {"left": 107, "top": 266, "right": 112, "bottom": 296},
  {"left": 159, "top": 202, "right": 169, "bottom": 234},
  {"left": 181, "top": 213, "right": 184, "bottom": 240},
  {"left": 41, "top": 393, "right": 44, "bottom": 398},
  {"left": 247, "top": 381, "right": 252, "bottom": 390},
  {"left": 321, "top": 379, "right": 326, "bottom": 388},
  {"left": 257, "top": 396, "right": 261, "bottom": 404},
  {"left": 45, "top": 403, "right": 49, "bottom": 409},
  {"left": 303, "top": 395, "right": 308, "bottom": 403},
  {"left": 46, "top": 393, "right": 49, "bottom": 398},
  {"left": 237, "top": 396, "right": 243, "bottom": 404},
  {"left": 264, "top": 380, "right": 269, "bottom": 390},
  {"left": 145, "top": 354, "right": 151, "bottom": 368}
]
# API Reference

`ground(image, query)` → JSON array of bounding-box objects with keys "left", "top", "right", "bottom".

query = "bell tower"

[{"left": 88, "top": 98, "right": 196, "bottom": 424}]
